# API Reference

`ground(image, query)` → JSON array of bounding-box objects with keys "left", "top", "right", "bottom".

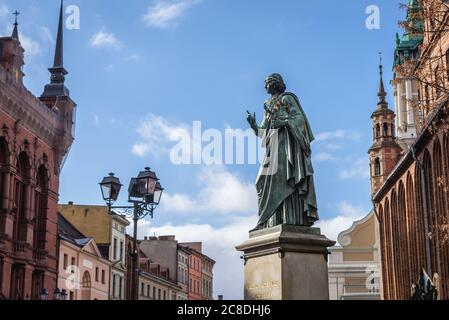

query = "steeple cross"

[{"left": 13, "top": 10, "right": 20, "bottom": 24}]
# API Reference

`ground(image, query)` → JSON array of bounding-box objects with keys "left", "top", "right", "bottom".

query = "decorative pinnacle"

[{"left": 378, "top": 52, "right": 387, "bottom": 106}]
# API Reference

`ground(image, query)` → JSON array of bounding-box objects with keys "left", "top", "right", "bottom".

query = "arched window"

[
  {"left": 376, "top": 124, "right": 381, "bottom": 138},
  {"left": 35, "top": 165, "right": 48, "bottom": 250},
  {"left": 82, "top": 271, "right": 91, "bottom": 288},
  {"left": 391, "top": 190, "right": 400, "bottom": 299},
  {"left": 13, "top": 152, "right": 30, "bottom": 241},
  {"left": 406, "top": 173, "right": 419, "bottom": 280},
  {"left": 398, "top": 182, "right": 410, "bottom": 299},
  {"left": 383, "top": 123, "right": 389, "bottom": 136},
  {"left": 423, "top": 149, "right": 439, "bottom": 282},
  {"left": 432, "top": 139, "right": 448, "bottom": 299},
  {"left": 374, "top": 158, "right": 381, "bottom": 176}
]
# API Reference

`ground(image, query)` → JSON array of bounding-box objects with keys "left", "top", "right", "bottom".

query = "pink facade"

[{"left": 58, "top": 240, "right": 110, "bottom": 300}]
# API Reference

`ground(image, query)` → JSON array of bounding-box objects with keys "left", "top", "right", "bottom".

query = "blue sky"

[{"left": 1, "top": 0, "right": 406, "bottom": 299}]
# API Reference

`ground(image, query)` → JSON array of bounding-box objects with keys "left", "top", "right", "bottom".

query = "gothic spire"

[
  {"left": 12, "top": 10, "right": 19, "bottom": 41},
  {"left": 41, "top": 0, "right": 70, "bottom": 99},
  {"left": 53, "top": 0, "right": 64, "bottom": 68},
  {"left": 377, "top": 53, "right": 387, "bottom": 108}
]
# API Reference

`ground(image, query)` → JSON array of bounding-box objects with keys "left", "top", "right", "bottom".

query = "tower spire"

[
  {"left": 53, "top": 0, "right": 64, "bottom": 68},
  {"left": 12, "top": 10, "right": 19, "bottom": 41},
  {"left": 41, "top": 0, "right": 70, "bottom": 99},
  {"left": 378, "top": 52, "right": 387, "bottom": 108}
]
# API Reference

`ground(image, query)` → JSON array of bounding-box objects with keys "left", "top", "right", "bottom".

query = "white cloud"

[
  {"left": 339, "top": 157, "right": 370, "bottom": 180},
  {"left": 131, "top": 143, "right": 150, "bottom": 157},
  {"left": 89, "top": 30, "right": 123, "bottom": 49},
  {"left": 314, "top": 152, "right": 335, "bottom": 162},
  {"left": 161, "top": 166, "right": 257, "bottom": 215},
  {"left": 132, "top": 113, "right": 191, "bottom": 157},
  {"left": 315, "top": 129, "right": 360, "bottom": 143},
  {"left": 20, "top": 32, "right": 42, "bottom": 57},
  {"left": 130, "top": 215, "right": 257, "bottom": 300},
  {"left": 142, "top": 0, "right": 201, "bottom": 28},
  {"left": 316, "top": 201, "right": 368, "bottom": 242},
  {"left": 40, "top": 27, "right": 55, "bottom": 44}
]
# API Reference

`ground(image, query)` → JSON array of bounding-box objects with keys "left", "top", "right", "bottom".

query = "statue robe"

[{"left": 255, "top": 92, "right": 319, "bottom": 229}]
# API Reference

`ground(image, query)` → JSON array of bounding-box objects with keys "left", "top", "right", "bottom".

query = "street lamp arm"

[{"left": 108, "top": 204, "right": 155, "bottom": 220}]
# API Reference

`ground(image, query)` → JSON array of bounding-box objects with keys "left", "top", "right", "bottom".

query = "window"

[
  {"left": 119, "top": 277, "right": 123, "bottom": 299},
  {"left": 120, "top": 241, "right": 124, "bottom": 261},
  {"left": 141, "top": 283, "right": 144, "bottom": 295},
  {"left": 158, "top": 289, "right": 161, "bottom": 300},
  {"left": 112, "top": 275, "right": 116, "bottom": 297},
  {"left": 113, "top": 238, "right": 118, "bottom": 260},
  {"left": 147, "top": 285, "right": 150, "bottom": 297},
  {"left": 71, "top": 257, "right": 76, "bottom": 273},
  {"left": 153, "top": 287, "right": 156, "bottom": 299},
  {"left": 70, "top": 291, "right": 74, "bottom": 300},
  {"left": 163, "top": 290, "right": 166, "bottom": 300},
  {"left": 374, "top": 158, "right": 381, "bottom": 176},
  {"left": 383, "top": 123, "right": 388, "bottom": 136},
  {"left": 63, "top": 254, "right": 68, "bottom": 270},
  {"left": 95, "top": 268, "right": 99, "bottom": 282},
  {"left": 101, "top": 270, "right": 105, "bottom": 284}
]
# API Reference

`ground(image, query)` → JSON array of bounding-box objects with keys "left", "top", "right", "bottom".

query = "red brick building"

[
  {"left": 0, "top": 3, "right": 76, "bottom": 300},
  {"left": 370, "top": 0, "right": 449, "bottom": 300}
]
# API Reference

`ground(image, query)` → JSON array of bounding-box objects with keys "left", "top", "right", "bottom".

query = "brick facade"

[
  {"left": 371, "top": 0, "right": 449, "bottom": 300},
  {"left": 0, "top": 4, "right": 75, "bottom": 300}
]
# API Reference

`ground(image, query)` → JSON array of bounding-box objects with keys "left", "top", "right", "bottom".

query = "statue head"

[{"left": 265, "top": 73, "right": 287, "bottom": 95}]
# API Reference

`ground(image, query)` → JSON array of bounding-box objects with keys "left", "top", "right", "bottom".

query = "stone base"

[{"left": 236, "top": 224, "right": 335, "bottom": 300}]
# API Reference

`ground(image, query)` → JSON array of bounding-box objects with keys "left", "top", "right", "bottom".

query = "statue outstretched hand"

[{"left": 247, "top": 111, "right": 258, "bottom": 132}]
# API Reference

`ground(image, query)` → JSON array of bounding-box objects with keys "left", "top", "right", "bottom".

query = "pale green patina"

[{"left": 247, "top": 74, "right": 319, "bottom": 230}]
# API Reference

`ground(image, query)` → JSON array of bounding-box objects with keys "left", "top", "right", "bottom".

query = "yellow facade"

[
  {"left": 328, "top": 211, "right": 381, "bottom": 300},
  {"left": 58, "top": 204, "right": 112, "bottom": 244}
]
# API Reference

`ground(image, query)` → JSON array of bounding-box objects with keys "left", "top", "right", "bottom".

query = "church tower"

[
  {"left": 369, "top": 60, "right": 402, "bottom": 196},
  {"left": 392, "top": 0, "right": 423, "bottom": 149},
  {"left": 40, "top": 0, "right": 76, "bottom": 172}
]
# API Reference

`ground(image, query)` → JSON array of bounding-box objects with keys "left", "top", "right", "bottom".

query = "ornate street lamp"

[
  {"left": 99, "top": 167, "right": 163, "bottom": 300},
  {"left": 99, "top": 173, "right": 122, "bottom": 206},
  {"left": 39, "top": 289, "right": 48, "bottom": 301}
]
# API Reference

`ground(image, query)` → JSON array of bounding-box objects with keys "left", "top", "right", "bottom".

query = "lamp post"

[{"left": 99, "top": 167, "right": 164, "bottom": 300}]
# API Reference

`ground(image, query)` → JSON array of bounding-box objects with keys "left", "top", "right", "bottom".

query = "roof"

[
  {"left": 393, "top": 0, "right": 423, "bottom": 69},
  {"left": 57, "top": 212, "right": 92, "bottom": 248}
]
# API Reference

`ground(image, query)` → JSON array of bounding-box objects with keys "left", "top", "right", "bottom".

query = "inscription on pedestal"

[{"left": 244, "top": 254, "right": 282, "bottom": 300}]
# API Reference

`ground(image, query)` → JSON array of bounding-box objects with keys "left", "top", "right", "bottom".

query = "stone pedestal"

[{"left": 236, "top": 225, "right": 335, "bottom": 300}]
